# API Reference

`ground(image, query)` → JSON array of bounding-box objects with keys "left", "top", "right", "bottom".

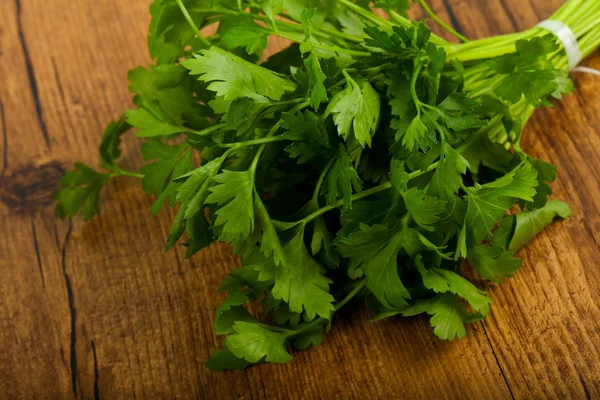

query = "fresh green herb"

[{"left": 56, "top": 0, "right": 598, "bottom": 371}]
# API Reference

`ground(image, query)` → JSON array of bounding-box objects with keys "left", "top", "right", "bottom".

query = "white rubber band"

[
  {"left": 572, "top": 66, "right": 600, "bottom": 77},
  {"left": 537, "top": 20, "right": 582, "bottom": 70}
]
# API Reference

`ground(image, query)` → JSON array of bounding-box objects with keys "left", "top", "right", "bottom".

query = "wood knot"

[{"left": 0, "top": 161, "right": 64, "bottom": 213}]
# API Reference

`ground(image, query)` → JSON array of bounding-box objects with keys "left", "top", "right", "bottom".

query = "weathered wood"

[{"left": 0, "top": 0, "right": 599, "bottom": 398}]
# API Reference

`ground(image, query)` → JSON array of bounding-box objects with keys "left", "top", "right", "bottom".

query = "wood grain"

[{"left": 1, "top": 0, "right": 599, "bottom": 398}]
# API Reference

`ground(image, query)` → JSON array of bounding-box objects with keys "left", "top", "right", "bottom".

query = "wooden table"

[{"left": 1, "top": 0, "right": 599, "bottom": 398}]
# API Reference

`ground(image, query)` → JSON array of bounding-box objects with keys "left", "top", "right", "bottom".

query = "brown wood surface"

[{"left": 1, "top": 0, "right": 599, "bottom": 398}]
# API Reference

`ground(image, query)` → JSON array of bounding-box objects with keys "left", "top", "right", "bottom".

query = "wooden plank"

[{"left": 0, "top": 0, "right": 598, "bottom": 398}]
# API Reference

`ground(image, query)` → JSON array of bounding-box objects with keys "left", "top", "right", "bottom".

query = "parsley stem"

[
  {"left": 297, "top": 164, "right": 442, "bottom": 227},
  {"left": 338, "top": 0, "right": 394, "bottom": 28},
  {"left": 272, "top": 31, "right": 369, "bottom": 57},
  {"left": 191, "top": 123, "right": 227, "bottom": 136},
  {"left": 176, "top": 0, "right": 212, "bottom": 48},
  {"left": 312, "top": 157, "right": 336, "bottom": 203},
  {"left": 416, "top": 0, "right": 469, "bottom": 43},
  {"left": 219, "top": 136, "right": 289, "bottom": 148},
  {"left": 334, "top": 278, "right": 368, "bottom": 311},
  {"left": 410, "top": 63, "right": 424, "bottom": 116},
  {"left": 188, "top": 7, "right": 363, "bottom": 45},
  {"left": 110, "top": 170, "right": 144, "bottom": 179}
]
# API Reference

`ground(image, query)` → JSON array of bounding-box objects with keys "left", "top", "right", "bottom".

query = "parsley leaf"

[
  {"left": 54, "top": 163, "right": 111, "bottom": 221},
  {"left": 183, "top": 47, "right": 297, "bottom": 101},
  {"left": 462, "top": 162, "right": 538, "bottom": 245},
  {"left": 218, "top": 15, "right": 269, "bottom": 54},
  {"left": 325, "top": 73, "right": 381, "bottom": 147},
  {"left": 468, "top": 244, "right": 522, "bottom": 282},
  {"left": 224, "top": 321, "right": 293, "bottom": 363},
  {"left": 205, "top": 168, "right": 256, "bottom": 242},
  {"left": 304, "top": 54, "right": 328, "bottom": 109},
  {"left": 323, "top": 146, "right": 362, "bottom": 208}
]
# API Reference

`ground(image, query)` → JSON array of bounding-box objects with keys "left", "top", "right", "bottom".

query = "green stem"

[
  {"left": 250, "top": 100, "right": 310, "bottom": 172},
  {"left": 297, "top": 161, "right": 442, "bottom": 227},
  {"left": 312, "top": 157, "right": 336, "bottom": 203},
  {"left": 191, "top": 123, "right": 226, "bottom": 136},
  {"left": 176, "top": 0, "right": 212, "bottom": 48},
  {"left": 110, "top": 170, "right": 144, "bottom": 179},
  {"left": 416, "top": 0, "right": 469, "bottom": 42},
  {"left": 410, "top": 63, "right": 424, "bottom": 115},
  {"left": 274, "top": 31, "right": 369, "bottom": 56},
  {"left": 334, "top": 279, "right": 368, "bottom": 311},
  {"left": 219, "top": 136, "right": 290, "bottom": 148},
  {"left": 338, "top": 0, "right": 394, "bottom": 28},
  {"left": 189, "top": 7, "right": 363, "bottom": 45}
]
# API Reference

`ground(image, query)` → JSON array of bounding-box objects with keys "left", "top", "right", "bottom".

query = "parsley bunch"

[{"left": 55, "top": 0, "right": 600, "bottom": 370}]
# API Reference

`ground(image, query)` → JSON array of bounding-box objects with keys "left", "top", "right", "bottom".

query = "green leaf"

[
  {"left": 488, "top": 35, "right": 566, "bottom": 106},
  {"left": 281, "top": 111, "right": 331, "bottom": 163},
  {"left": 183, "top": 47, "right": 297, "bottom": 102},
  {"left": 224, "top": 321, "right": 293, "bottom": 364},
  {"left": 527, "top": 157, "right": 557, "bottom": 209},
  {"left": 463, "top": 162, "right": 538, "bottom": 244},
  {"left": 183, "top": 213, "right": 214, "bottom": 258},
  {"left": 372, "top": 293, "right": 484, "bottom": 340},
  {"left": 338, "top": 223, "right": 411, "bottom": 309},
  {"left": 259, "top": 0, "right": 284, "bottom": 26},
  {"left": 337, "top": 223, "right": 395, "bottom": 278},
  {"left": 254, "top": 193, "right": 286, "bottom": 266},
  {"left": 509, "top": 200, "right": 571, "bottom": 252},
  {"left": 205, "top": 168, "right": 256, "bottom": 242},
  {"left": 304, "top": 54, "right": 328, "bottom": 109},
  {"left": 325, "top": 74, "right": 380, "bottom": 147},
  {"left": 427, "top": 293, "right": 482, "bottom": 341},
  {"left": 258, "top": 226, "right": 335, "bottom": 320},
  {"left": 98, "top": 115, "right": 131, "bottom": 172},
  {"left": 323, "top": 146, "right": 362, "bottom": 208},
  {"left": 54, "top": 163, "right": 111, "bottom": 221},
  {"left": 126, "top": 108, "right": 187, "bottom": 137},
  {"left": 416, "top": 257, "right": 491, "bottom": 315},
  {"left": 139, "top": 140, "right": 192, "bottom": 213},
  {"left": 128, "top": 65, "right": 202, "bottom": 127},
  {"left": 468, "top": 244, "right": 522, "bottom": 282},
  {"left": 461, "top": 132, "right": 515, "bottom": 173},
  {"left": 428, "top": 142, "right": 469, "bottom": 201},
  {"left": 166, "top": 156, "right": 224, "bottom": 250},
  {"left": 219, "top": 262, "right": 273, "bottom": 298},
  {"left": 402, "top": 115, "right": 429, "bottom": 151},
  {"left": 215, "top": 292, "right": 256, "bottom": 335},
  {"left": 205, "top": 349, "right": 252, "bottom": 371},
  {"left": 374, "top": 0, "right": 410, "bottom": 16},
  {"left": 148, "top": 0, "right": 208, "bottom": 64},
  {"left": 390, "top": 159, "right": 409, "bottom": 193},
  {"left": 218, "top": 15, "right": 269, "bottom": 54},
  {"left": 284, "top": 0, "right": 325, "bottom": 23},
  {"left": 337, "top": 11, "right": 365, "bottom": 37},
  {"left": 401, "top": 187, "right": 446, "bottom": 230}
]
